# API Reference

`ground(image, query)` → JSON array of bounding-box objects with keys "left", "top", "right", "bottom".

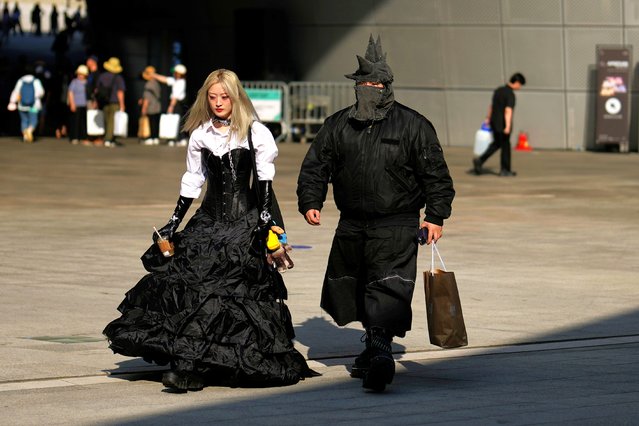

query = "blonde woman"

[{"left": 104, "top": 69, "right": 316, "bottom": 392}]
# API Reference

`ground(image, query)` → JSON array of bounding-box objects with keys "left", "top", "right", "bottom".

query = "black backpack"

[{"left": 95, "top": 74, "right": 115, "bottom": 107}]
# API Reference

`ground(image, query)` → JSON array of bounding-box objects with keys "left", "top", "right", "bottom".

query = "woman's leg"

[
  {"left": 149, "top": 113, "right": 160, "bottom": 140},
  {"left": 18, "top": 111, "right": 29, "bottom": 142},
  {"left": 68, "top": 110, "right": 79, "bottom": 141},
  {"left": 78, "top": 107, "right": 88, "bottom": 140}
]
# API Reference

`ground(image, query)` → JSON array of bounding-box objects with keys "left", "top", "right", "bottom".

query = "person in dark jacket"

[
  {"left": 297, "top": 35, "right": 455, "bottom": 392},
  {"left": 473, "top": 72, "right": 526, "bottom": 176}
]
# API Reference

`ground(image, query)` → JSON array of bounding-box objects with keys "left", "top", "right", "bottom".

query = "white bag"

[
  {"left": 113, "top": 111, "right": 128, "bottom": 137},
  {"left": 87, "top": 109, "right": 105, "bottom": 136},
  {"left": 159, "top": 113, "right": 180, "bottom": 139},
  {"left": 474, "top": 123, "right": 493, "bottom": 157}
]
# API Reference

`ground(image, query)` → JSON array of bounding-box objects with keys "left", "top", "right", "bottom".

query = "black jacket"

[{"left": 297, "top": 102, "right": 454, "bottom": 226}]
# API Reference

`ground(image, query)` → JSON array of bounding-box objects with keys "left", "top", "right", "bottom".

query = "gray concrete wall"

[
  {"left": 284, "top": 0, "right": 639, "bottom": 151},
  {"left": 84, "top": 0, "right": 639, "bottom": 151}
]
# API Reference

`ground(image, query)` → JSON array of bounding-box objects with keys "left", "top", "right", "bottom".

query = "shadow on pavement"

[
  {"left": 100, "top": 308, "right": 639, "bottom": 424},
  {"left": 294, "top": 316, "right": 407, "bottom": 361}
]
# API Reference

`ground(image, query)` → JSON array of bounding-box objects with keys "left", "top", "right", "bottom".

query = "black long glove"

[
  {"left": 257, "top": 180, "right": 274, "bottom": 230},
  {"left": 257, "top": 180, "right": 294, "bottom": 271},
  {"left": 250, "top": 180, "right": 272, "bottom": 256},
  {"left": 152, "top": 195, "right": 194, "bottom": 242}
]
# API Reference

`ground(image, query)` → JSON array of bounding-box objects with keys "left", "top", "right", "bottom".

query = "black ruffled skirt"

[{"left": 103, "top": 208, "right": 313, "bottom": 386}]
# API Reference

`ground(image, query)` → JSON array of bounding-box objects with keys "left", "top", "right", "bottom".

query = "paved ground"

[{"left": 1, "top": 136, "right": 638, "bottom": 425}]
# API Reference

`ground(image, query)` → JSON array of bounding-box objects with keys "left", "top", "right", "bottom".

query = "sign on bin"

[{"left": 245, "top": 89, "right": 282, "bottom": 121}]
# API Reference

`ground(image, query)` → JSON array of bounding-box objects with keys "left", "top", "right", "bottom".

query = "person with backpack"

[
  {"left": 96, "top": 57, "right": 126, "bottom": 147},
  {"left": 7, "top": 65, "right": 45, "bottom": 143}
]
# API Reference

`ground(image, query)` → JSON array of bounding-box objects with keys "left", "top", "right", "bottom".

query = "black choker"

[{"left": 213, "top": 117, "right": 231, "bottom": 126}]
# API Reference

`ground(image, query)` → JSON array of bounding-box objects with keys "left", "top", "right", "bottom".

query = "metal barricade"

[
  {"left": 242, "top": 81, "right": 289, "bottom": 142},
  {"left": 288, "top": 82, "right": 353, "bottom": 142},
  {"left": 243, "top": 81, "right": 354, "bottom": 142}
]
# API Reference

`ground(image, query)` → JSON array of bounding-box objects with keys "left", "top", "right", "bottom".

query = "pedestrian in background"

[
  {"left": 67, "top": 64, "right": 89, "bottom": 144},
  {"left": 1, "top": 3, "right": 10, "bottom": 45},
  {"left": 30, "top": 2, "right": 41, "bottom": 36},
  {"left": 473, "top": 72, "right": 526, "bottom": 177},
  {"left": 153, "top": 64, "right": 188, "bottom": 146},
  {"left": 140, "top": 65, "right": 161, "bottom": 145},
  {"left": 96, "top": 57, "right": 125, "bottom": 147},
  {"left": 84, "top": 55, "right": 102, "bottom": 145},
  {"left": 11, "top": 3, "right": 23, "bottom": 36},
  {"left": 84, "top": 55, "right": 99, "bottom": 107},
  {"left": 49, "top": 5, "right": 58, "bottom": 35},
  {"left": 297, "top": 35, "right": 455, "bottom": 392},
  {"left": 7, "top": 64, "right": 45, "bottom": 143}
]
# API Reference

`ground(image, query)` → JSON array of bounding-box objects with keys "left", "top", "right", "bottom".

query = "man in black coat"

[
  {"left": 297, "top": 35, "right": 455, "bottom": 392},
  {"left": 473, "top": 72, "right": 526, "bottom": 176}
]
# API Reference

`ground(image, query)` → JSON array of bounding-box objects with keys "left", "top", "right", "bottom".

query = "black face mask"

[{"left": 349, "top": 85, "right": 395, "bottom": 122}]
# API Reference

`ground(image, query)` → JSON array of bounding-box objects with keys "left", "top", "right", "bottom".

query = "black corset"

[{"left": 201, "top": 148, "right": 256, "bottom": 222}]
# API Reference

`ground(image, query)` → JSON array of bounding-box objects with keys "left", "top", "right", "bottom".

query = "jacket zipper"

[{"left": 361, "top": 122, "right": 374, "bottom": 217}]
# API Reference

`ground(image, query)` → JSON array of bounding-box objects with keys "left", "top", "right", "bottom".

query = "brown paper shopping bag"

[{"left": 424, "top": 243, "right": 468, "bottom": 348}]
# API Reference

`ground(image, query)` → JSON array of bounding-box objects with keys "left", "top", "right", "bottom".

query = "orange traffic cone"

[{"left": 516, "top": 131, "right": 532, "bottom": 151}]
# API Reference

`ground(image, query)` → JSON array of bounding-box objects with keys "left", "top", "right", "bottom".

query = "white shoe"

[
  {"left": 177, "top": 139, "right": 188, "bottom": 147},
  {"left": 153, "top": 138, "right": 160, "bottom": 145},
  {"left": 104, "top": 140, "right": 114, "bottom": 148},
  {"left": 167, "top": 140, "right": 176, "bottom": 147},
  {"left": 143, "top": 138, "right": 154, "bottom": 145}
]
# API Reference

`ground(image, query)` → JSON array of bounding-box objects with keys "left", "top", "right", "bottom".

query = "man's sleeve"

[
  {"left": 412, "top": 118, "right": 455, "bottom": 225},
  {"left": 507, "top": 91, "right": 516, "bottom": 108},
  {"left": 296, "top": 122, "right": 334, "bottom": 215},
  {"left": 117, "top": 75, "right": 126, "bottom": 92}
]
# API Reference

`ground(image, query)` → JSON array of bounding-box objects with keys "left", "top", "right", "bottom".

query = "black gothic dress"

[{"left": 103, "top": 148, "right": 313, "bottom": 386}]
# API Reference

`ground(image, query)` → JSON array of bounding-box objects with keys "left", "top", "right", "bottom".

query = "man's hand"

[
  {"left": 305, "top": 209, "right": 321, "bottom": 226},
  {"left": 420, "top": 222, "right": 443, "bottom": 244}
]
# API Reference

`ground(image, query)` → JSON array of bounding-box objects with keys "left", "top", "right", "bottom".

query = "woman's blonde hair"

[{"left": 182, "top": 69, "right": 258, "bottom": 142}]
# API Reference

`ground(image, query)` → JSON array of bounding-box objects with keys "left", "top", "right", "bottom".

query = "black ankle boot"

[
  {"left": 362, "top": 327, "right": 395, "bottom": 392},
  {"left": 162, "top": 369, "right": 205, "bottom": 392},
  {"left": 350, "top": 332, "right": 372, "bottom": 379}
]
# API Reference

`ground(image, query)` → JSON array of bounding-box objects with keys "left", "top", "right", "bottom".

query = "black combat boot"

[
  {"left": 350, "top": 332, "right": 372, "bottom": 379},
  {"left": 362, "top": 327, "right": 395, "bottom": 392}
]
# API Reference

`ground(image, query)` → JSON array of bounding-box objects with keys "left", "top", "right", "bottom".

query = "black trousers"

[
  {"left": 68, "top": 107, "right": 87, "bottom": 141},
  {"left": 321, "top": 220, "right": 418, "bottom": 338},
  {"left": 148, "top": 113, "right": 160, "bottom": 139},
  {"left": 479, "top": 130, "right": 512, "bottom": 172}
]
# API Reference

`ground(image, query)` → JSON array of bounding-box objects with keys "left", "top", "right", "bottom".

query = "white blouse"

[
  {"left": 180, "top": 120, "right": 278, "bottom": 199},
  {"left": 165, "top": 77, "right": 186, "bottom": 102}
]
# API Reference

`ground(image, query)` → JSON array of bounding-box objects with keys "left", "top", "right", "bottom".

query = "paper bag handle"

[{"left": 430, "top": 242, "right": 447, "bottom": 274}]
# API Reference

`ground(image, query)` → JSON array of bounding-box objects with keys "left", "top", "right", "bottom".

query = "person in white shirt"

[
  {"left": 7, "top": 65, "right": 45, "bottom": 143},
  {"left": 103, "top": 68, "right": 317, "bottom": 392},
  {"left": 153, "top": 63, "right": 188, "bottom": 146}
]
